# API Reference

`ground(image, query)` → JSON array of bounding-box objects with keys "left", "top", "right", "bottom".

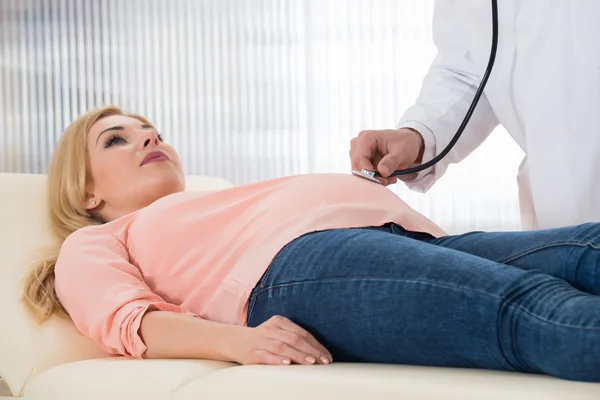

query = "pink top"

[{"left": 55, "top": 173, "right": 446, "bottom": 359}]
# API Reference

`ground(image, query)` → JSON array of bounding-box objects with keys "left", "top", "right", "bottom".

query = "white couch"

[{"left": 1, "top": 172, "right": 599, "bottom": 400}]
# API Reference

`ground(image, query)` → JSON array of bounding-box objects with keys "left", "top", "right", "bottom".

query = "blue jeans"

[{"left": 246, "top": 223, "right": 600, "bottom": 382}]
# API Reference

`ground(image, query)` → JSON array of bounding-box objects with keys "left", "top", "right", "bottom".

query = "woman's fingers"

[
  {"left": 274, "top": 316, "right": 332, "bottom": 359},
  {"left": 303, "top": 334, "right": 332, "bottom": 362},
  {"left": 265, "top": 339, "right": 320, "bottom": 365},
  {"left": 268, "top": 316, "right": 332, "bottom": 363},
  {"left": 253, "top": 349, "right": 292, "bottom": 365},
  {"left": 272, "top": 329, "right": 329, "bottom": 364}
]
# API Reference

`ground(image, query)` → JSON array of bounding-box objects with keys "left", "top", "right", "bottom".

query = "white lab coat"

[{"left": 398, "top": 0, "right": 600, "bottom": 230}]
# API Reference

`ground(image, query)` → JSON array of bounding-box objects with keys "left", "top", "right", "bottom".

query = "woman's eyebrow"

[
  {"left": 96, "top": 126, "right": 124, "bottom": 145},
  {"left": 96, "top": 124, "right": 155, "bottom": 145}
]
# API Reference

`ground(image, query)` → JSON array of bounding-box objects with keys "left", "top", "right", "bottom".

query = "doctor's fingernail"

[
  {"left": 320, "top": 356, "right": 330, "bottom": 365},
  {"left": 305, "top": 356, "right": 316, "bottom": 364}
]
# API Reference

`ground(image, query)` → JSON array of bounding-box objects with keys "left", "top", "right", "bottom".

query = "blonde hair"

[{"left": 22, "top": 105, "right": 152, "bottom": 322}]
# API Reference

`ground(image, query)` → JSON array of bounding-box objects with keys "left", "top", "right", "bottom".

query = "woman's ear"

[{"left": 84, "top": 192, "right": 101, "bottom": 210}]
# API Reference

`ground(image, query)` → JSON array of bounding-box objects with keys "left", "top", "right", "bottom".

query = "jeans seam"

[
  {"left": 248, "top": 260, "right": 280, "bottom": 322},
  {"left": 495, "top": 306, "right": 521, "bottom": 372},
  {"left": 247, "top": 292, "right": 258, "bottom": 322},
  {"left": 254, "top": 277, "right": 600, "bottom": 331},
  {"left": 497, "top": 240, "right": 600, "bottom": 264}
]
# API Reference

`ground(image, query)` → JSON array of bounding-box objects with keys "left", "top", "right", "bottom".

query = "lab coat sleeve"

[{"left": 398, "top": 0, "right": 500, "bottom": 192}]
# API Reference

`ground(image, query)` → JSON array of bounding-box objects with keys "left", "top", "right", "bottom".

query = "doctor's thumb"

[{"left": 377, "top": 154, "right": 403, "bottom": 177}]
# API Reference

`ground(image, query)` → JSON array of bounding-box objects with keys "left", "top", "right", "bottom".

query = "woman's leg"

[
  {"left": 247, "top": 227, "right": 600, "bottom": 382},
  {"left": 408, "top": 222, "right": 600, "bottom": 295}
]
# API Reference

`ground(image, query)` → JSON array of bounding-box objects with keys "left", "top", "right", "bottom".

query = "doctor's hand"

[
  {"left": 349, "top": 128, "right": 424, "bottom": 186},
  {"left": 232, "top": 315, "right": 333, "bottom": 366}
]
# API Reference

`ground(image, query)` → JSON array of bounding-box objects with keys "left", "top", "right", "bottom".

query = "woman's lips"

[{"left": 141, "top": 151, "right": 169, "bottom": 166}]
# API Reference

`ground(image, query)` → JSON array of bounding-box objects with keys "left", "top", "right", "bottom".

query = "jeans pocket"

[{"left": 570, "top": 1, "right": 600, "bottom": 70}]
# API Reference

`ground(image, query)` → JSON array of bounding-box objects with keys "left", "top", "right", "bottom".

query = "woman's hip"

[{"left": 245, "top": 226, "right": 600, "bottom": 381}]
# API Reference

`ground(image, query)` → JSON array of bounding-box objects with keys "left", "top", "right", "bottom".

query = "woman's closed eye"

[
  {"left": 104, "top": 134, "right": 126, "bottom": 148},
  {"left": 103, "top": 132, "right": 164, "bottom": 148}
]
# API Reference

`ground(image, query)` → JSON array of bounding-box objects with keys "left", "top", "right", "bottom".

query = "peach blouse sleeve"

[{"left": 54, "top": 228, "right": 190, "bottom": 359}]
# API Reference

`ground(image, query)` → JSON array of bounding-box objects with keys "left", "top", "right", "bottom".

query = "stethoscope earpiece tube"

[{"left": 385, "top": 0, "right": 499, "bottom": 178}]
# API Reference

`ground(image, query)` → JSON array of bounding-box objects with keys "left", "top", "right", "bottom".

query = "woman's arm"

[
  {"left": 55, "top": 229, "right": 331, "bottom": 365},
  {"left": 140, "top": 311, "right": 332, "bottom": 365},
  {"left": 140, "top": 310, "right": 244, "bottom": 360},
  {"left": 55, "top": 230, "right": 191, "bottom": 359}
]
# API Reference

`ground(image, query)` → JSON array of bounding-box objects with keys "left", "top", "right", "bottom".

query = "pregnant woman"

[{"left": 23, "top": 105, "right": 600, "bottom": 383}]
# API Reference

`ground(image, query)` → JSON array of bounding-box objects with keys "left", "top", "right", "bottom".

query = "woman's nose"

[{"left": 140, "top": 132, "right": 160, "bottom": 149}]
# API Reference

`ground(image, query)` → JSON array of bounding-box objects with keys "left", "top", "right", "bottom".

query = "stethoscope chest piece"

[{"left": 351, "top": 169, "right": 384, "bottom": 184}]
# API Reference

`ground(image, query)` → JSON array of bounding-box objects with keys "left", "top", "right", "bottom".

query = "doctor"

[{"left": 349, "top": 0, "right": 600, "bottom": 230}]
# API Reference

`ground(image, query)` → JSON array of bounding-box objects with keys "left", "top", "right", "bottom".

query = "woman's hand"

[{"left": 233, "top": 315, "right": 333, "bottom": 366}]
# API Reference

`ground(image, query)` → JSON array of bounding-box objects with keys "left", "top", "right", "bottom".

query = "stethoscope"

[{"left": 353, "top": 0, "right": 499, "bottom": 184}]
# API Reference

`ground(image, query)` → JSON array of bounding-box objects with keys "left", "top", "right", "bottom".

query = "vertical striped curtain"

[{"left": 0, "top": 0, "right": 524, "bottom": 233}]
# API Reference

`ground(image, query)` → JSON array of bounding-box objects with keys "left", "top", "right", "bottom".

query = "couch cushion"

[
  {"left": 173, "top": 363, "right": 600, "bottom": 400},
  {"left": 24, "top": 358, "right": 233, "bottom": 400},
  {"left": 0, "top": 173, "right": 233, "bottom": 397}
]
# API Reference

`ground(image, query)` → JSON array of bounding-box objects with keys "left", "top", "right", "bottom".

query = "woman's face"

[{"left": 85, "top": 115, "right": 185, "bottom": 221}]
